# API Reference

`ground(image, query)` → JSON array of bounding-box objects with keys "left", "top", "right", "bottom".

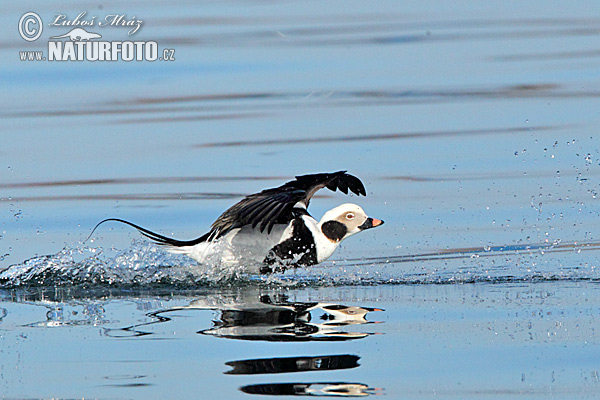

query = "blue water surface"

[{"left": 1, "top": 0, "right": 600, "bottom": 398}]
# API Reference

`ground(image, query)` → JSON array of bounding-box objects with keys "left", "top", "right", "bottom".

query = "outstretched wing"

[
  {"left": 288, "top": 171, "right": 366, "bottom": 205},
  {"left": 210, "top": 171, "right": 366, "bottom": 237}
]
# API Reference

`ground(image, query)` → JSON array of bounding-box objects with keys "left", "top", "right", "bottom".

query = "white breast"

[{"left": 170, "top": 223, "right": 294, "bottom": 269}]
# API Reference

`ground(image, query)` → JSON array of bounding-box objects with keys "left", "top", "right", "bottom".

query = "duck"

[{"left": 90, "top": 171, "right": 383, "bottom": 273}]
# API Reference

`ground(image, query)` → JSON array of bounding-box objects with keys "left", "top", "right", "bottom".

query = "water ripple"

[{"left": 2, "top": 85, "right": 598, "bottom": 125}]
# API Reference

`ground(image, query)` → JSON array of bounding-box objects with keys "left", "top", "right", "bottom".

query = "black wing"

[
  {"left": 209, "top": 171, "right": 366, "bottom": 237},
  {"left": 86, "top": 172, "right": 366, "bottom": 247}
]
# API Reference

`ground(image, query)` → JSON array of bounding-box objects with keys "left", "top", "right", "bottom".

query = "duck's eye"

[{"left": 346, "top": 212, "right": 355, "bottom": 220}]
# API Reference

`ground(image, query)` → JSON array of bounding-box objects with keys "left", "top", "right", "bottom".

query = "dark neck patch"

[{"left": 321, "top": 221, "right": 347, "bottom": 242}]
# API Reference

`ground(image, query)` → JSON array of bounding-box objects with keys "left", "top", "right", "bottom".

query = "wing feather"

[
  {"left": 208, "top": 172, "right": 367, "bottom": 238},
  {"left": 88, "top": 172, "right": 368, "bottom": 246},
  {"left": 261, "top": 202, "right": 287, "bottom": 233}
]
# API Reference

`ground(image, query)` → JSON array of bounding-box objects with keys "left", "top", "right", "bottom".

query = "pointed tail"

[{"left": 85, "top": 218, "right": 210, "bottom": 247}]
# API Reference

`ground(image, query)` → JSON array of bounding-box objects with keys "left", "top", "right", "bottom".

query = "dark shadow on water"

[
  {"left": 384, "top": 169, "right": 600, "bottom": 183},
  {"left": 493, "top": 49, "right": 600, "bottom": 62},
  {"left": 225, "top": 354, "right": 360, "bottom": 375},
  {"left": 240, "top": 382, "right": 380, "bottom": 397},
  {"left": 0, "top": 175, "right": 284, "bottom": 189},
  {"left": 1, "top": 192, "right": 245, "bottom": 203},
  {"left": 194, "top": 125, "right": 564, "bottom": 148},
  {"left": 101, "top": 383, "right": 154, "bottom": 388},
  {"left": 2, "top": 84, "right": 598, "bottom": 126},
  {"left": 117, "top": 112, "right": 265, "bottom": 125}
]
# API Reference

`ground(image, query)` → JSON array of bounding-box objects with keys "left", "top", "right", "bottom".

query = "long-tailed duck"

[{"left": 91, "top": 171, "right": 383, "bottom": 273}]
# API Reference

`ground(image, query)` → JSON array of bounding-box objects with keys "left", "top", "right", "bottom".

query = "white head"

[{"left": 318, "top": 203, "right": 384, "bottom": 243}]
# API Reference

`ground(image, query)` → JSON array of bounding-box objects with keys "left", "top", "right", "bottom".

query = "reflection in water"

[
  {"left": 191, "top": 295, "right": 383, "bottom": 397},
  {"left": 100, "top": 294, "right": 384, "bottom": 396},
  {"left": 240, "top": 382, "right": 379, "bottom": 397},
  {"left": 24, "top": 302, "right": 109, "bottom": 328},
  {"left": 101, "top": 373, "right": 153, "bottom": 388},
  {"left": 226, "top": 354, "right": 360, "bottom": 375},
  {"left": 228, "top": 355, "right": 379, "bottom": 397},
  {"left": 197, "top": 295, "right": 383, "bottom": 342},
  {"left": 104, "top": 294, "right": 383, "bottom": 341},
  {"left": 2, "top": 289, "right": 384, "bottom": 396}
]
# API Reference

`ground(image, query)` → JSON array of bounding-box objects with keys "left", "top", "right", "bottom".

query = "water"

[
  {"left": 2, "top": 0, "right": 600, "bottom": 398},
  {"left": 2, "top": 284, "right": 600, "bottom": 399}
]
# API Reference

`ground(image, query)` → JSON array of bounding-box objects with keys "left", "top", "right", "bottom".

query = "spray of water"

[{"left": 1, "top": 238, "right": 599, "bottom": 289}]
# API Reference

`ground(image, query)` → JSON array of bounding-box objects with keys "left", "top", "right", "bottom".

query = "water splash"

[
  {"left": 1, "top": 238, "right": 599, "bottom": 289},
  {"left": 0, "top": 239, "right": 238, "bottom": 288}
]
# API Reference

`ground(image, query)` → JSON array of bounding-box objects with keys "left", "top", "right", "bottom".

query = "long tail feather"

[{"left": 85, "top": 218, "right": 209, "bottom": 247}]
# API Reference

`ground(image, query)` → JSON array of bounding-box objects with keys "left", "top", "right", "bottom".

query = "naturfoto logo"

[{"left": 18, "top": 11, "right": 175, "bottom": 62}]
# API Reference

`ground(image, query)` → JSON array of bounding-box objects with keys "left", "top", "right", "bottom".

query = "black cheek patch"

[{"left": 321, "top": 221, "right": 347, "bottom": 242}]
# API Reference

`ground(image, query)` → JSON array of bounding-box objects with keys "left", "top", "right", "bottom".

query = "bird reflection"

[
  {"left": 65, "top": 293, "right": 383, "bottom": 397},
  {"left": 226, "top": 354, "right": 382, "bottom": 397},
  {"left": 225, "top": 354, "right": 360, "bottom": 375},
  {"left": 185, "top": 295, "right": 384, "bottom": 396},
  {"left": 240, "top": 382, "right": 380, "bottom": 397},
  {"left": 194, "top": 294, "right": 383, "bottom": 342},
  {"left": 105, "top": 293, "right": 383, "bottom": 341}
]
